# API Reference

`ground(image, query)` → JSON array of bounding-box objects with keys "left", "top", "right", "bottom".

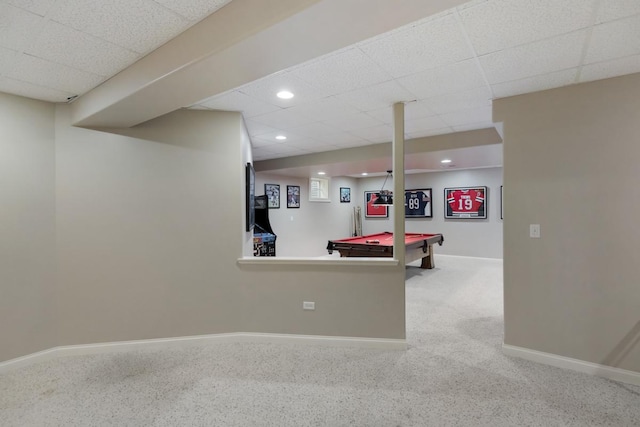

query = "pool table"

[{"left": 326, "top": 232, "right": 444, "bottom": 269}]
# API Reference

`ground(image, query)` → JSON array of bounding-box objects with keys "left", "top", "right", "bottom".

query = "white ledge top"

[{"left": 237, "top": 257, "right": 400, "bottom": 267}]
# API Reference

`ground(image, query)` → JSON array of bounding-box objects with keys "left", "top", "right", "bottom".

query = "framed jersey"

[
  {"left": 444, "top": 186, "right": 487, "bottom": 219},
  {"left": 364, "top": 191, "right": 389, "bottom": 218},
  {"left": 405, "top": 188, "right": 432, "bottom": 218}
]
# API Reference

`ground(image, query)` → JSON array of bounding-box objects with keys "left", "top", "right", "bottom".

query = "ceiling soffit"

[{"left": 70, "top": 0, "right": 470, "bottom": 128}]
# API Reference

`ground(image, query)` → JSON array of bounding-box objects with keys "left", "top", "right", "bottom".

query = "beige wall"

[
  {"left": 495, "top": 73, "right": 640, "bottom": 372},
  {"left": 55, "top": 108, "right": 246, "bottom": 345},
  {"left": 0, "top": 93, "right": 56, "bottom": 361}
]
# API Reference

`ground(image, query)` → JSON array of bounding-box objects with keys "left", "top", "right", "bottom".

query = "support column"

[{"left": 392, "top": 102, "right": 405, "bottom": 266}]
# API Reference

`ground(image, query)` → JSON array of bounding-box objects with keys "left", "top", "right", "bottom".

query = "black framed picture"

[
  {"left": 405, "top": 188, "right": 432, "bottom": 218},
  {"left": 265, "top": 183, "right": 280, "bottom": 209},
  {"left": 245, "top": 163, "right": 255, "bottom": 231},
  {"left": 287, "top": 185, "right": 300, "bottom": 208},
  {"left": 340, "top": 187, "right": 351, "bottom": 203},
  {"left": 444, "top": 186, "right": 487, "bottom": 219}
]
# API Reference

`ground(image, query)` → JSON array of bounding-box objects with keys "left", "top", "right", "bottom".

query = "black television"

[{"left": 245, "top": 162, "right": 255, "bottom": 231}]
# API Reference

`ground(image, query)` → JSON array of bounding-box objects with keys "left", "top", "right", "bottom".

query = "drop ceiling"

[{"left": 1, "top": 0, "right": 640, "bottom": 175}]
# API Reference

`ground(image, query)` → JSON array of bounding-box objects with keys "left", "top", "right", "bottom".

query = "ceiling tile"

[
  {"left": 479, "top": 30, "right": 587, "bottom": 84},
  {"left": 3, "top": 0, "right": 57, "bottom": 16},
  {"left": 322, "top": 112, "right": 384, "bottom": 132},
  {"left": 439, "top": 105, "right": 493, "bottom": 127},
  {"left": 252, "top": 130, "right": 315, "bottom": 146},
  {"left": 365, "top": 101, "right": 435, "bottom": 124},
  {"left": 286, "top": 137, "right": 338, "bottom": 151},
  {"left": 243, "top": 120, "right": 279, "bottom": 137},
  {"left": 289, "top": 96, "right": 360, "bottom": 122},
  {"left": 405, "top": 102, "right": 438, "bottom": 120},
  {"left": 251, "top": 135, "right": 296, "bottom": 148},
  {"left": 0, "top": 76, "right": 75, "bottom": 102},
  {"left": 249, "top": 108, "right": 315, "bottom": 129},
  {"left": 579, "top": 54, "right": 640, "bottom": 83},
  {"left": 362, "top": 108, "right": 390, "bottom": 125},
  {"left": 360, "top": 13, "right": 473, "bottom": 78},
  {"left": 595, "top": 0, "right": 640, "bottom": 24},
  {"left": 335, "top": 80, "right": 416, "bottom": 112},
  {"left": 585, "top": 14, "right": 640, "bottom": 64},
  {"left": 460, "top": 0, "right": 596, "bottom": 55},
  {"left": 237, "top": 72, "right": 326, "bottom": 108},
  {"left": 289, "top": 48, "right": 392, "bottom": 96},
  {"left": 347, "top": 124, "right": 393, "bottom": 143},
  {"left": 0, "top": 3, "right": 44, "bottom": 51},
  {"left": 326, "top": 132, "right": 369, "bottom": 147},
  {"left": 153, "top": 0, "right": 232, "bottom": 21},
  {"left": 26, "top": 20, "right": 140, "bottom": 77},
  {"left": 0, "top": 45, "right": 20, "bottom": 76},
  {"left": 397, "top": 59, "right": 487, "bottom": 100},
  {"left": 491, "top": 68, "right": 578, "bottom": 99},
  {"left": 197, "top": 90, "right": 281, "bottom": 118},
  {"left": 51, "top": 0, "right": 189, "bottom": 54},
  {"left": 249, "top": 137, "right": 277, "bottom": 148},
  {"left": 420, "top": 86, "right": 492, "bottom": 115},
  {"left": 7, "top": 53, "right": 104, "bottom": 94},
  {"left": 288, "top": 122, "right": 342, "bottom": 138}
]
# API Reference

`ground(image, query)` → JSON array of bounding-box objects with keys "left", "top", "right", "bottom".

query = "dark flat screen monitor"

[{"left": 245, "top": 162, "right": 255, "bottom": 231}]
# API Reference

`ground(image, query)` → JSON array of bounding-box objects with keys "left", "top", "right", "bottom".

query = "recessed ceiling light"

[
  {"left": 361, "top": 173, "right": 368, "bottom": 176},
  {"left": 317, "top": 172, "right": 326, "bottom": 175},
  {"left": 275, "top": 135, "right": 287, "bottom": 140},
  {"left": 441, "top": 159, "right": 452, "bottom": 164},
  {"left": 276, "top": 90, "right": 294, "bottom": 99}
]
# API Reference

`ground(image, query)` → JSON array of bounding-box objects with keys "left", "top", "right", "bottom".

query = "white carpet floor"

[{"left": 1, "top": 255, "right": 639, "bottom": 426}]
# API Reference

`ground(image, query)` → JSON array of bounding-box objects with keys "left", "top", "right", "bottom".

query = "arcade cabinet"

[{"left": 253, "top": 195, "right": 276, "bottom": 256}]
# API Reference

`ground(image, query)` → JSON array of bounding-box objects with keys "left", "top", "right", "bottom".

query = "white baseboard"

[
  {"left": 0, "top": 348, "right": 60, "bottom": 373},
  {"left": 0, "top": 333, "right": 406, "bottom": 374},
  {"left": 437, "top": 254, "right": 503, "bottom": 261},
  {"left": 503, "top": 344, "right": 640, "bottom": 386}
]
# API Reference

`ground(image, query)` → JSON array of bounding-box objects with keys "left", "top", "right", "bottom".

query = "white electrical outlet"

[
  {"left": 529, "top": 224, "right": 541, "bottom": 238},
  {"left": 303, "top": 301, "right": 315, "bottom": 310}
]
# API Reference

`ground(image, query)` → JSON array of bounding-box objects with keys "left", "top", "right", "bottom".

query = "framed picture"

[
  {"left": 340, "top": 187, "right": 351, "bottom": 203},
  {"left": 265, "top": 183, "right": 280, "bottom": 209},
  {"left": 444, "top": 186, "right": 487, "bottom": 219},
  {"left": 245, "top": 163, "right": 255, "bottom": 231},
  {"left": 287, "top": 185, "right": 300, "bottom": 208},
  {"left": 364, "top": 191, "right": 389, "bottom": 218},
  {"left": 500, "top": 185, "right": 504, "bottom": 219},
  {"left": 405, "top": 188, "right": 432, "bottom": 218}
]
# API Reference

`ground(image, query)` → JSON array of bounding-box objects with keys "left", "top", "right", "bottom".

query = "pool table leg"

[{"left": 420, "top": 244, "right": 435, "bottom": 269}]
